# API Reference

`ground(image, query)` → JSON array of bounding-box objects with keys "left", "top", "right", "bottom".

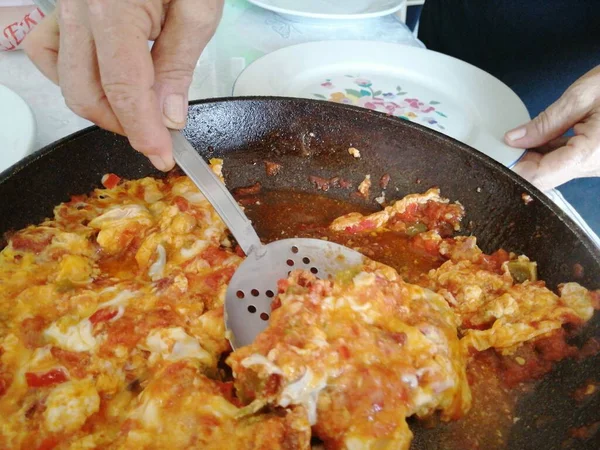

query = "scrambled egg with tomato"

[
  {"left": 0, "top": 165, "right": 292, "bottom": 449},
  {"left": 228, "top": 261, "right": 471, "bottom": 449},
  {"left": 0, "top": 169, "right": 597, "bottom": 450},
  {"left": 330, "top": 190, "right": 597, "bottom": 356}
]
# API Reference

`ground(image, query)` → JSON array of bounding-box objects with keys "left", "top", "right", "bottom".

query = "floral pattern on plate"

[{"left": 312, "top": 75, "right": 448, "bottom": 130}]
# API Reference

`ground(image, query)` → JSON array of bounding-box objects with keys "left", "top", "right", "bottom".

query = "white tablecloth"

[
  {"left": 0, "top": 0, "right": 598, "bottom": 248},
  {"left": 0, "top": 0, "right": 423, "bottom": 149}
]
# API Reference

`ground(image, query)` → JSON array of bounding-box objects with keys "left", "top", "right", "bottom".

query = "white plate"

[
  {"left": 233, "top": 41, "right": 529, "bottom": 167},
  {"left": 0, "top": 84, "right": 36, "bottom": 173},
  {"left": 246, "top": 0, "right": 404, "bottom": 21}
]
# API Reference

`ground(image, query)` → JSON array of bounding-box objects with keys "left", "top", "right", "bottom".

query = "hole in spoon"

[
  {"left": 251, "top": 289, "right": 259, "bottom": 297},
  {"left": 266, "top": 290, "right": 274, "bottom": 298},
  {"left": 248, "top": 305, "right": 256, "bottom": 313},
  {"left": 286, "top": 259, "right": 294, "bottom": 266},
  {"left": 260, "top": 312, "right": 269, "bottom": 321},
  {"left": 310, "top": 267, "right": 319, "bottom": 274},
  {"left": 236, "top": 290, "right": 245, "bottom": 299},
  {"left": 302, "top": 257, "right": 310, "bottom": 264},
  {"left": 291, "top": 246, "right": 299, "bottom": 254}
]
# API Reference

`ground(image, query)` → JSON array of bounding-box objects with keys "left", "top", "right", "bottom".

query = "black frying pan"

[{"left": 1, "top": 98, "right": 598, "bottom": 449}]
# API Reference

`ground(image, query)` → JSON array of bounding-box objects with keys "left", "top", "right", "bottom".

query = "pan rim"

[{"left": 1, "top": 96, "right": 598, "bottom": 265}]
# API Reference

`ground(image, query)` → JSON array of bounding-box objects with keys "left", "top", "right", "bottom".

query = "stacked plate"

[
  {"left": 246, "top": 0, "right": 405, "bottom": 21},
  {"left": 233, "top": 40, "right": 530, "bottom": 168}
]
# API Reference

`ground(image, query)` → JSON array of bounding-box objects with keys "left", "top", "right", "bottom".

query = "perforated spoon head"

[
  {"left": 170, "top": 130, "right": 364, "bottom": 350},
  {"left": 224, "top": 238, "right": 364, "bottom": 350}
]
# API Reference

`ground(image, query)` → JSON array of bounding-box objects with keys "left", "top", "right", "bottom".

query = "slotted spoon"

[{"left": 171, "top": 131, "right": 365, "bottom": 349}]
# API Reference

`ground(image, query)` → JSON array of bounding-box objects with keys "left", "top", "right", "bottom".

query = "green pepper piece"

[
  {"left": 507, "top": 260, "right": 538, "bottom": 283},
  {"left": 406, "top": 222, "right": 428, "bottom": 237}
]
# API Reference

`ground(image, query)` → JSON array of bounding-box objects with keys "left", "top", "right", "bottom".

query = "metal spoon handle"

[{"left": 170, "top": 130, "right": 263, "bottom": 255}]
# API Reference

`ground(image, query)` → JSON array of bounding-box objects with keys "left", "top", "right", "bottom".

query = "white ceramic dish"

[
  {"left": 0, "top": 84, "right": 36, "bottom": 173},
  {"left": 246, "top": 0, "right": 404, "bottom": 21},
  {"left": 233, "top": 41, "right": 529, "bottom": 167}
]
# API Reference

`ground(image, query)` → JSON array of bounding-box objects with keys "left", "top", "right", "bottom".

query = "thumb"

[
  {"left": 151, "top": 0, "right": 223, "bottom": 129},
  {"left": 504, "top": 90, "right": 591, "bottom": 149}
]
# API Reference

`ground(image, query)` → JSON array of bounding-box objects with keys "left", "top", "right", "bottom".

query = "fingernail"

[
  {"left": 163, "top": 94, "right": 186, "bottom": 126},
  {"left": 506, "top": 127, "right": 527, "bottom": 142},
  {"left": 148, "top": 154, "right": 169, "bottom": 171}
]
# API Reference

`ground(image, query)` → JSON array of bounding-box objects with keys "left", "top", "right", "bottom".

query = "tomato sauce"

[
  {"left": 243, "top": 189, "right": 595, "bottom": 449},
  {"left": 89, "top": 308, "right": 118, "bottom": 325},
  {"left": 10, "top": 230, "right": 54, "bottom": 254},
  {"left": 50, "top": 347, "right": 91, "bottom": 379},
  {"left": 25, "top": 369, "right": 69, "bottom": 388},
  {"left": 414, "top": 356, "right": 524, "bottom": 450},
  {"left": 244, "top": 190, "right": 444, "bottom": 283},
  {"left": 20, "top": 316, "right": 49, "bottom": 349}
]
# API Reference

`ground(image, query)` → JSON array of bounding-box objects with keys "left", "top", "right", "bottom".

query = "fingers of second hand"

[
  {"left": 571, "top": 114, "right": 600, "bottom": 177},
  {"left": 506, "top": 77, "right": 596, "bottom": 150},
  {"left": 525, "top": 96, "right": 586, "bottom": 149},
  {"left": 57, "top": 0, "right": 123, "bottom": 134},
  {"left": 532, "top": 136, "right": 570, "bottom": 155},
  {"left": 513, "top": 149, "right": 569, "bottom": 192},
  {"left": 530, "top": 137, "right": 595, "bottom": 191},
  {"left": 515, "top": 111, "right": 600, "bottom": 190},
  {"left": 513, "top": 151, "right": 542, "bottom": 181},
  {"left": 87, "top": 0, "right": 174, "bottom": 170}
]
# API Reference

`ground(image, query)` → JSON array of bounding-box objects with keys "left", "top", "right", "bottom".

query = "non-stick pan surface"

[{"left": 0, "top": 98, "right": 598, "bottom": 449}]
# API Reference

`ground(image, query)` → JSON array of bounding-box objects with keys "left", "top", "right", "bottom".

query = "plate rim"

[
  {"left": 232, "top": 40, "right": 529, "bottom": 168},
  {"left": 246, "top": 0, "right": 405, "bottom": 20},
  {"left": 0, "top": 84, "right": 36, "bottom": 172}
]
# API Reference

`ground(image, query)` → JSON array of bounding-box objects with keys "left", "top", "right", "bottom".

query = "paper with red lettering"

[{"left": 0, "top": 7, "right": 45, "bottom": 51}]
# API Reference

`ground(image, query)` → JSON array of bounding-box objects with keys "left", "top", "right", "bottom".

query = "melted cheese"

[
  {"left": 560, "top": 282, "right": 594, "bottom": 320},
  {"left": 24, "top": 346, "right": 55, "bottom": 372},
  {"left": 180, "top": 240, "right": 209, "bottom": 260},
  {"left": 148, "top": 244, "right": 167, "bottom": 281},
  {"left": 278, "top": 368, "right": 327, "bottom": 426},
  {"left": 55, "top": 254, "right": 94, "bottom": 285},
  {"left": 352, "top": 271, "right": 376, "bottom": 288},
  {"left": 100, "top": 289, "right": 137, "bottom": 307},
  {"left": 88, "top": 204, "right": 153, "bottom": 227},
  {"left": 133, "top": 393, "right": 162, "bottom": 429},
  {"left": 44, "top": 379, "right": 100, "bottom": 433},
  {"left": 45, "top": 318, "right": 97, "bottom": 352},
  {"left": 144, "top": 328, "right": 212, "bottom": 365},
  {"left": 240, "top": 354, "right": 284, "bottom": 376}
]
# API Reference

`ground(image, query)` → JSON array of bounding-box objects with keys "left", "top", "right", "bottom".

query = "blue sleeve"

[{"left": 418, "top": 0, "right": 600, "bottom": 117}]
